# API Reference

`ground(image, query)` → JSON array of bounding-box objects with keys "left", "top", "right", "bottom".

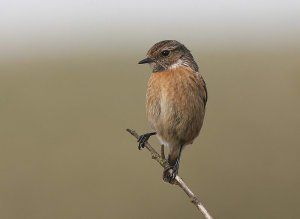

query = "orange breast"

[{"left": 146, "top": 66, "right": 206, "bottom": 146}]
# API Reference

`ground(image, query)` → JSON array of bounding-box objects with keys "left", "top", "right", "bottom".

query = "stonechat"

[{"left": 137, "top": 40, "right": 207, "bottom": 184}]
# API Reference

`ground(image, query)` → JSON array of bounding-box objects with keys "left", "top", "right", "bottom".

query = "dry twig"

[{"left": 126, "top": 128, "right": 214, "bottom": 219}]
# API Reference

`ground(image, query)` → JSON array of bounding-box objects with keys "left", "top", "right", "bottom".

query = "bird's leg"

[
  {"left": 163, "top": 145, "right": 183, "bottom": 184},
  {"left": 161, "top": 144, "right": 165, "bottom": 160},
  {"left": 137, "top": 132, "right": 156, "bottom": 150}
]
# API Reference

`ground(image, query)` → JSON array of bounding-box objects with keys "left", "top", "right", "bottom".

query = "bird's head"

[{"left": 138, "top": 40, "right": 198, "bottom": 73}]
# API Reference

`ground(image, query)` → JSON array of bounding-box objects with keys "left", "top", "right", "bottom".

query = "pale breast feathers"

[{"left": 146, "top": 67, "right": 206, "bottom": 145}]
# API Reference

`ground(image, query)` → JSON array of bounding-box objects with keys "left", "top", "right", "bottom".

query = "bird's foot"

[
  {"left": 137, "top": 132, "right": 156, "bottom": 150},
  {"left": 163, "top": 164, "right": 178, "bottom": 184}
]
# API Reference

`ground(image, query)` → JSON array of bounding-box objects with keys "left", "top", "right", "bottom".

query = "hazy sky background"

[
  {"left": 1, "top": 0, "right": 300, "bottom": 60},
  {"left": 1, "top": 2, "right": 300, "bottom": 219}
]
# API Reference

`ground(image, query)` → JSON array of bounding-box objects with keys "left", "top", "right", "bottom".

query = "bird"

[{"left": 137, "top": 40, "right": 207, "bottom": 184}]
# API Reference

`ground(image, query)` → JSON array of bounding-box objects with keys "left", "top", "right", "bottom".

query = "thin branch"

[{"left": 126, "top": 128, "right": 214, "bottom": 219}]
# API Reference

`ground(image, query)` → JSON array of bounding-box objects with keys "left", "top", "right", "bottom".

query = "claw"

[
  {"left": 163, "top": 164, "right": 178, "bottom": 184},
  {"left": 137, "top": 132, "right": 156, "bottom": 150}
]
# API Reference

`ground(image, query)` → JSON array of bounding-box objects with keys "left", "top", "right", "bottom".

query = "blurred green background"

[{"left": 0, "top": 1, "right": 300, "bottom": 219}]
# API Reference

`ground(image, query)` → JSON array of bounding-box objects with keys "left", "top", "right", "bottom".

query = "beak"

[{"left": 138, "top": 57, "right": 153, "bottom": 64}]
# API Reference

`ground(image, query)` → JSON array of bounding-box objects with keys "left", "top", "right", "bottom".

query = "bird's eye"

[{"left": 161, "top": 50, "right": 170, "bottom": 56}]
